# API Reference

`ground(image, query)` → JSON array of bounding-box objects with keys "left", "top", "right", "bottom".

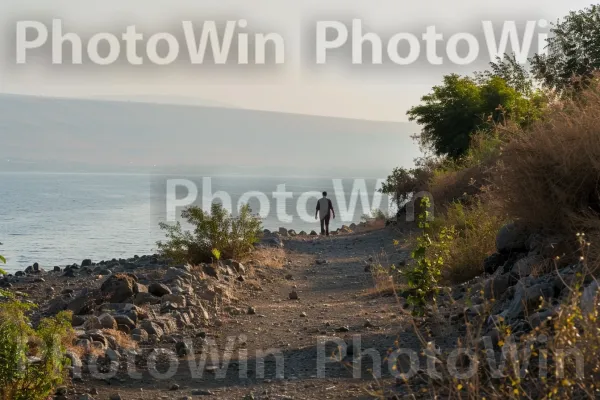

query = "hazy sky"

[{"left": 0, "top": 0, "right": 594, "bottom": 122}]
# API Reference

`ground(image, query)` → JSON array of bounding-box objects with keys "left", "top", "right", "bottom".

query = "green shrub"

[
  {"left": 157, "top": 203, "right": 262, "bottom": 264},
  {"left": 431, "top": 200, "right": 506, "bottom": 283},
  {"left": 405, "top": 197, "right": 450, "bottom": 314},
  {"left": 0, "top": 252, "right": 6, "bottom": 276},
  {"left": 0, "top": 300, "right": 72, "bottom": 400}
]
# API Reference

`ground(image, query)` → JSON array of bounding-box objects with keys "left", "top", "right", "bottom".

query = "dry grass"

[
  {"left": 496, "top": 82, "right": 600, "bottom": 266},
  {"left": 103, "top": 328, "right": 138, "bottom": 350},
  {"left": 433, "top": 199, "right": 507, "bottom": 283}
]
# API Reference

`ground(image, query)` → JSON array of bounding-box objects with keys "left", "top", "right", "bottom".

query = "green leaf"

[{"left": 0, "top": 255, "right": 5, "bottom": 264}]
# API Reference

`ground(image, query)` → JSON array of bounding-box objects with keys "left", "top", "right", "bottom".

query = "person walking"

[{"left": 315, "top": 191, "right": 335, "bottom": 236}]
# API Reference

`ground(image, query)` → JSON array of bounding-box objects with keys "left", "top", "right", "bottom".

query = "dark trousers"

[{"left": 320, "top": 214, "right": 331, "bottom": 235}]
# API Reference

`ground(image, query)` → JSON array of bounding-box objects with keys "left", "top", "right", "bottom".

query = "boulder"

[
  {"left": 164, "top": 267, "right": 193, "bottom": 283},
  {"left": 504, "top": 282, "right": 554, "bottom": 321},
  {"left": 176, "top": 340, "right": 192, "bottom": 357},
  {"left": 98, "top": 313, "right": 117, "bottom": 330},
  {"left": 71, "top": 315, "right": 86, "bottom": 327},
  {"left": 278, "top": 227, "right": 289, "bottom": 237},
  {"left": 48, "top": 297, "right": 69, "bottom": 315},
  {"left": 228, "top": 260, "right": 246, "bottom": 275},
  {"left": 68, "top": 295, "right": 97, "bottom": 315},
  {"left": 202, "top": 264, "right": 220, "bottom": 279},
  {"left": 113, "top": 315, "right": 136, "bottom": 330},
  {"left": 496, "top": 223, "right": 529, "bottom": 254},
  {"left": 100, "top": 274, "right": 137, "bottom": 303},
  {"left": 81, "top": 259, "right": 93, "bottom": 267},
  {"left": 84, "top": 316, "right": 103, "bottom": 330},
  {"left": 148, "top": 283, "right": 172, "bottom": 297},
  {"left": 162, "top": 294, "right": 186, "bottom": 308},
  {"left": 141, "top": 320, "right": 165, "bottom": 338},
  {"left": 511, "top": 255, "right": 542, "bottom": 279},
  {"left": 483, "top": 274, "right": 512, "bottom": 300},
  {"left": 134, "top": 283, "right": 148, "bottom": 293},
  {"left": 134, "top": 292, "right": 160, "bottom": 305},
  {"left": 310, "top": 231, "right": 318, "bottom": 236},
  {"left": 483, "top": 253, "right": 508, "bottom": 275}
]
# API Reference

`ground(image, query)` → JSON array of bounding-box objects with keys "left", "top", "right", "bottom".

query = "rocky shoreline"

[{"left": 0, "top": 224, "right": 377, "bottom": 400}]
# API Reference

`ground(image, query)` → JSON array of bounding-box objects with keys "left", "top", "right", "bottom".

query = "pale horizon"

[{"left": 0, "top": 0, "right": 594, "bottom": 123}]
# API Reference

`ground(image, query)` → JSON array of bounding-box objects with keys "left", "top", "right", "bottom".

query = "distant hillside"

[{"left": 0, "top": 94, "right": 419, "bottom": 177}]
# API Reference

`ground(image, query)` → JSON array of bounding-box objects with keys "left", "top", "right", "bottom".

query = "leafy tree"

[
  {"left": 407, "top": 72, "right": 546, "bottom": 158},
  {"left": 532, "top": 4, "right": 600, "bottom": 92},
  {"left": 477, "top": 55, "right": 534, "bottom": 96},
  {"left": 380, "top": 167, "right": 420, "bottom": 220}
]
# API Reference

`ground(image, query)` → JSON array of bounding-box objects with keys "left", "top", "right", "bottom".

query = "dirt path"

[{"left": 76, "top": 227, "right": 422, "bottom": 400}]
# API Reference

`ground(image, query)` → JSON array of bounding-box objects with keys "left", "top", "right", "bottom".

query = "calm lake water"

[{"left": 0, "top": 172, "right": 389, "bottom": 272}]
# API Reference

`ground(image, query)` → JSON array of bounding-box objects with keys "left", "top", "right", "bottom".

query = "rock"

[
  {"left": 229, "top": 260, "right": 246, "bottom": 275},
  {"left": 288, "top": 229, "right": 297, "bottom": 236},
  {"left": 48, "top": 297, "right": 69, "bottom": 315},
  {"left": 141, "top": 320, "right": 165, "bottom": 338},
  {"left": 99, "top": 313, "right": 117, "bottom": 330},
  {"left": 109, "top": 394, "right": 122, "bottom": 400},
  {"left": 63, "top": 268, "right": 77, "bottom": 278},
  {"left": 496, "top": 223, "right": 529, "bottom": 254},
  {"left": 100, "top": 274, "right": 137, "bottom": 303},
  {"left": 131, "top": 328, "right": 149, "bottom": 342},
  {"left": 247, "top": 306, "right": 256, "bottom": 315},
  {"left": 164, "top": 267, "right": 193, "bottom": 283},
  {"left": 278, "top": 227, "right": 289, "bottom": 236},
  {"left": 504, "top": 282, "right": 554, "bottom": 320},
  {"left": 170, "top": 383, "right": 180, "bottom": 391},
  {"left": 53, "top": 266, "right": 62, "bottom": 272},
  {"left": 84, "top": 316, "right": 103, "bottom": 330},
  {"left": 162, "top": 294, "right": 186, "bottom": 307},
  {"left": 134, "top": 282, "right": 148, "bottom": 293},
  {"left": 260, "top": 236, "right": 284, "bottom": 248},
  {"left": 72, "top": 314, "right": 86, "bottom": 327},
  {"left": 148, "top": 282, "right": 172, "bottom": 297},
  {"left": 483, "top": 274, "right": 512, "bottom": 300},
  {"left": 81, "top": 259, "right": 93, "bottom": 267},
  {"left": 176, "top": 340, "right": 191, "bottom": 357},
  {"left": 310, "top": 230, "right": 318, "bottom": 236},
  {"left": 134, "top": 292, "right": 161, "bottom": 305},
  {"left": 68, "top": 295, "right": 96, "bottom": 315},
  {"left": 299, "top": 231, "right": 307, "bottom": 236},
  {"left": 511, "top": 255, "right": 541, "bottom": 279},
  {"left": 315, "top": 259, "right": 328, "bottom": 265},
  {"left": 191, "top": 389, "right": 213, "bottom": 396},
  {"left": 113, "top": 315, "right": 136, "bottom": 330},
  {"left": 289, "top": 291, "right": 299, "bottom": 300},
  {"left": 483, "top": 253, "right": 508, "bottom": 275},
  {"left": 202, "top": 264, "right": 220, "bottom": 279}
]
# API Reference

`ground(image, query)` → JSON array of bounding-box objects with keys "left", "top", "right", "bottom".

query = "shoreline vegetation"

[{"left": 3, "top": 3, "right": 600, "bottom": 399}]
